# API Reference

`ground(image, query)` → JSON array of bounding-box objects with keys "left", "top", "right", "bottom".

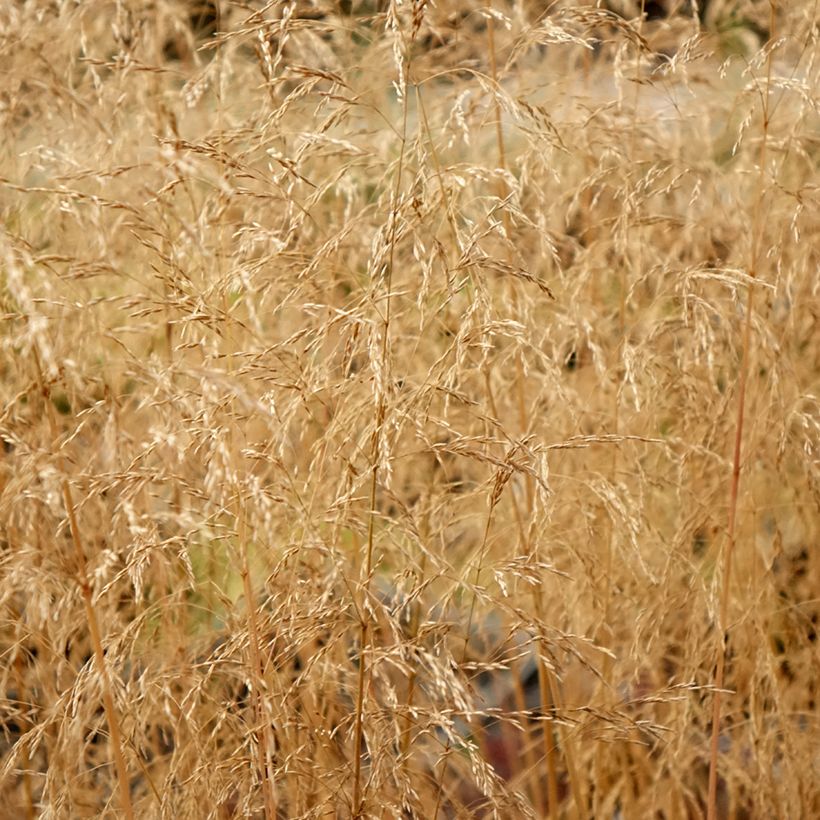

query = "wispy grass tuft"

[{"left": 1, "top": 1, "right": 817, "bottom": 817}]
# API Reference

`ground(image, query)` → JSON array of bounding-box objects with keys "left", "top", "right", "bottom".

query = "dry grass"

[{"left": 1, "top": 1, "right": 818, "bottom": 817}]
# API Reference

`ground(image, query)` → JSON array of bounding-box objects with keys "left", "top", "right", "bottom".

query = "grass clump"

[{"left": 1, "top": 0, "right": 817, "bottom": 817}]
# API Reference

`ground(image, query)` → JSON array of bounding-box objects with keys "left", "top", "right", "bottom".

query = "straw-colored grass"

[{"left": 1, "top": 1, "right": 817, "bottom": 817}]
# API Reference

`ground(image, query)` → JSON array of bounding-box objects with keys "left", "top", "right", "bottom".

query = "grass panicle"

[{"left": 0, "top": 1, "right": 817, "bottom": 817}]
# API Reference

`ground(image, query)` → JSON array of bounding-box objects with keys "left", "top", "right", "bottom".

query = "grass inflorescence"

[{"left": 1, "top": 1, "right": 818, "bottom": 817}]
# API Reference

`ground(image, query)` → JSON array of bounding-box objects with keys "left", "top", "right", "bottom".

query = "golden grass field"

[{"left": 1, "top": 1, "right": 818, "bottom": 817}]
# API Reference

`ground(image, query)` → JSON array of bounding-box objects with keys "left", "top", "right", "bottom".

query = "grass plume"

[{"left": 0, "top": 1, "right": 817, "bottom": 817}]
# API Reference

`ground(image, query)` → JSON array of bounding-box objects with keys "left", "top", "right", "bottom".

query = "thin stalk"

[
  {"left": 433, "top": 491, "right": 502, "bottom": 820},
  {"left": 404, "top": 84, "right": 460, "bottom": 795},
  {"left": 538, "top": 659, "right": 560, "bottom": 820},
  {"left": 548, "top": 669, "right": 585, "bottom": 817},
  {"left": 486, "top": 391, "right": 550, "bottom": 812},
  {"left": 237, "top": 500, "right": 278, "bottom": 820},
  {"left": 12, "top": 616, "right": 36, "bottom": 820},
  {"left": 488, "top": 2, "right": 583, "bottom": 813},
  {"left": 488, "top": 6, "right": 560, "bottom": 815},
  {"left": 595, "top": 4, "right": 646, "bottom": 815},
  {"left": 509, "top": 660, "right": 545, "bottom": 814},
  {"left": 400, "top": 507, "right": 433, "bottom": 784},
  {"left": 416, "top": 85, "right": 460, "bottom": 257},
  {"left": 482, "top": 373, "right": 547, "bottom": 815},
  {"left": 33, "top": 349, "right": 135, "bottom": 820},
  {"left": 351, "top": 36, "right": 411, "bottom": 819},
  {"left": 533, "top": 583, "right": 579, "bottom": 819},
  {"left": 486, "top": 4, "right": 507, "bottom": 179},
  {"left": 706, "top": 5, "right": 776, "bottom": 817},
  {"left": 706, "top": 289, "right": 756, "bottom": 819},
  {"left": 399, "top": 551, "right": 427, "bottom": 764}
]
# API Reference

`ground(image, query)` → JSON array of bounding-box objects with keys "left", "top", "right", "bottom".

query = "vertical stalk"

[
  {"left": 400, "top": 550, "right": 427, "bottom": 765},
  {"left": 538, "top": 658, "right": 560, "bottom": 820},
  {"left": 33, "top": 350, "right": 135, "bottom": 820},
  {"left": 351, "top": 17, "right": 410, "bottom": 814},
  {"left": 237, "top": 499, "right": 278, "bottom": 820},
  {"left": 706, "top": 7, "right": 776, "bottom": 816},
  {"left": 433, "top": 486, "right": 503, "bottom": 819},
  {"left": 12, "top": 613, "right": 36, "bottom": 820},
  {"left": 595, "top": 4, "right": 646, "bottom": 815},
  {"left": 509, "top": 661, "right": 545, "bottom": 813},
  {"left": 486, "top": 2, "right": 583, "bottom": 815}
]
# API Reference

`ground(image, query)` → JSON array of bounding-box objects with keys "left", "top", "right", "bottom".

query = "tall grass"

[{"left": 1, "top": 1, "right": 818, "bottom": 817}]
